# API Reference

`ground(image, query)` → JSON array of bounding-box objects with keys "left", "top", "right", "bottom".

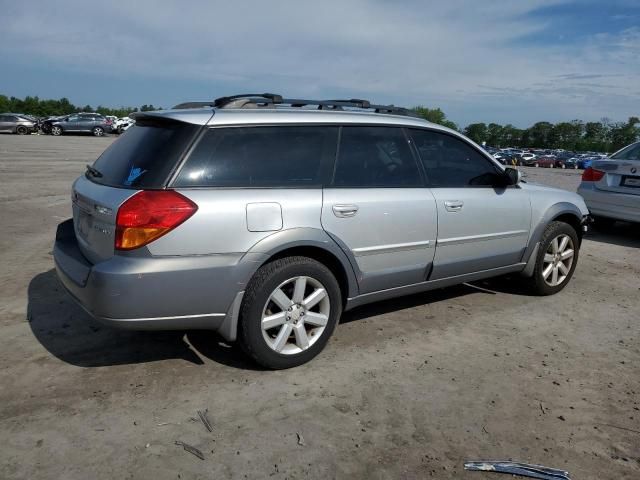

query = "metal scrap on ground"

[
  {"left": 175, "top": 441, "right": 205, "bottom": 460},
  {"left": 197, "top": 409, "right": 213, "bottom": 433},
  {"left": 464, "top": 461, "right": 571, "bottom": 480}
]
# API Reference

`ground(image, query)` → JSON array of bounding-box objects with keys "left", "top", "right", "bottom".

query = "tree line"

[
  {"left": 412, "top": 105, "right": 639, "bottom": 153},
  {"left": 0, "top": 94, "right": 161, "bottom": 119},
  {"left": 2, "top": 94, "right": 637, "bottom": 152}
]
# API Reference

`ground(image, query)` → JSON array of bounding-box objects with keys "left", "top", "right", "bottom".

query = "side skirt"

[{"left": 344, "top": 263, "right": 526, "bottom": 311}]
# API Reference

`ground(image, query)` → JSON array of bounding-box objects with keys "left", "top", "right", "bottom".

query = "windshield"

[{"left": 89, "top": 119, "right": 200, "bottom": 188}]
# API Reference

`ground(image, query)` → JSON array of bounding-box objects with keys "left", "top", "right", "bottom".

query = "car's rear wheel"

[
  {"left": 534, "top": 162, "right": 539, "bottom": 167},
  {"left": 51, "top": 126, "right": 62, "bottom": 136},
  {"left": 523, "top": 221, "right": 579, "bottom": 296},
  {"left": 92, "top": 126, "right": 105, "bottom": 137},
  {"left": 239, "top": 256, "right": 342, "bottom": 369},
  {"left": 16, "top": 126, "right": 28, "bottom": 135}
]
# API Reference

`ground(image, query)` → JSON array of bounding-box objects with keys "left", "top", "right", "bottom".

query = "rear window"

[
  {"left": 174, "top": 126, "right": 338, "bottom": 187},
  {"left": 89, "top": 119, "right": 200, "bottom": 188},
  {"left": 611, "top": 143, "right": 640, "bottom": 161}
]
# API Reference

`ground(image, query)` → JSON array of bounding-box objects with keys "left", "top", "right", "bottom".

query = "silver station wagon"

[{"left": 54, "top": 94, "right": 591, "bottom": 368}]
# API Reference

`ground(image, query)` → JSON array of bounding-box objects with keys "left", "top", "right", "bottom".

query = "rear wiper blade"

[{"left": 86, "top": 165, "right": 103, "bottom": 178}]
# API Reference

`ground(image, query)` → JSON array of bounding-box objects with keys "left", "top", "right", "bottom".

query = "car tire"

[
  {"left": 534, "top": 162, "right": 539, "bottom": 167},
  {"left": 51, "top": 126, "right": 62, "bottom": 136},
  {"left": 574, "top": 165, "right": 578, "bottom": 170},
  {"left": 92, "top": 126, "right": 105, "bottom": 137},
  {"left": 561, "top": 164, "right": 566, "bottom": 169},
  {"left": 523, "top": 221, "right": 579, "bottom": 296},
  {"left": 239, "top": 256, "right": 342, "bottom": 369},
  {"left": 592, "top": 216, "right": 615, "bottom": 231},
  {"left": 16, "top": 126, "right": 28, "bottom": 135}
]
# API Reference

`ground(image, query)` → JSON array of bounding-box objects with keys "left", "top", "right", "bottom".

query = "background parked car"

[
  {"left": 0, "top": 113, "right": 36, "bottom": 134},
  {"left": 49, "top": 113, "right": 112, "bottom": 137},
  {"left": 577, "top": 156, "right": 598, "bottom": 169},
  {"left": 561, "top": 157, "right": 580, "bottom": 169},
  {"left": 533, "top": 155, "right": 557, "bottom": 168},
  {"left": 112, "top": 117, "right": 135, "bottom": 133},
  {"left": 578, "top": 141, "right": 640, "bottom": 228}
]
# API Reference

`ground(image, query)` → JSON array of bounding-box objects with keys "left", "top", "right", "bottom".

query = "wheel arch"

[
  {"left": 217, "top": 228, "right": 359, "bottom": 342},
  {"left": 521, "top": 202, "right": 584, "bottom": 276},
  {"left": 247, "top": 228, "right": 359, "bottom": 302}
]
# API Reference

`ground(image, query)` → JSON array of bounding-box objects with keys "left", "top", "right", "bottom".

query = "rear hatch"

[
  {"left": 591, "top": 142, "right": 640, "bottom": 196},
  {"left": 73, "top": 116, "right": 204, "bottom": 263}
]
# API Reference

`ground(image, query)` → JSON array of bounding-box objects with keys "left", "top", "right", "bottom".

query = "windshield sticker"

[{"left": 125, "top": 167, "right": 147, "bottom": 186}]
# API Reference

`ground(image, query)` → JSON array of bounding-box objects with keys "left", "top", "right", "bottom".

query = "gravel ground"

[{"left": 0, "top": 134, "right": 638, "bottom": 480}]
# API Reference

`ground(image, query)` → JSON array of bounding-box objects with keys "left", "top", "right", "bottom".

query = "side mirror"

[{"left": 504, "top": 167, "right": 521, "bottom": 186}]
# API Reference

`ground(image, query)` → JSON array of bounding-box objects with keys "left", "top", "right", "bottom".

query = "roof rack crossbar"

[
  {"left": 213, "top": 93, "right": 283, "bottom": 107},
  {"left": 174, "top": 94, "right": 418, "bottom": 117}
]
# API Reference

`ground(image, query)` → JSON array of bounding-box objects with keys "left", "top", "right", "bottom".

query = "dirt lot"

[{"left": 1, "top": 135, "right": 638, "bottom": 480}]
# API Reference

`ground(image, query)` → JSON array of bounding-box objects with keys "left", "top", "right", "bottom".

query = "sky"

[{"left": 0, "top": 0, "right": 638, "bottom": 128}]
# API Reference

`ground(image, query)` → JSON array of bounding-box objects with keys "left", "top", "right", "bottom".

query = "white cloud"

[{"left": 0, "top": 0, "right": 638, "bottom": 126}]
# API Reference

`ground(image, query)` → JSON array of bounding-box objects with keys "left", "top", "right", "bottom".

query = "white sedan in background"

[{"left": 578, "top": 141, "right": 640, "bottom": 228}]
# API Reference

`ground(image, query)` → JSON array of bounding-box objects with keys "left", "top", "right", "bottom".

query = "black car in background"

[{"left": 43, "top": 113, "right": 112, "bottom": 136}]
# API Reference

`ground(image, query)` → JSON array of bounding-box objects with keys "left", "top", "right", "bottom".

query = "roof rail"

[{"left": 173, "top": 94, "right": 418, "bottom": 117}]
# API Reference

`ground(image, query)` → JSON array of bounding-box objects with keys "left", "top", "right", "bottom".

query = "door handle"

[
  {"left": 444, "top": 200, "right": 464, "bottom": 212},
  {"left": 332, "top": 204, "right": 359, "bottom": 218}
]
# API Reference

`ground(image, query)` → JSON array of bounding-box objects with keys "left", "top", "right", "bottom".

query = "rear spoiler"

[{"left": 129, "top": 110, "right": 214, "bottom": 126}]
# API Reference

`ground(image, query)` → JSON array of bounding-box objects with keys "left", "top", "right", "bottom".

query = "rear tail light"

[
  {"left": 115, "top": 190, "right": 197, "bottom": 250},
  {"left": 582, "top": 167, "right": 605, "bottom": 182}
]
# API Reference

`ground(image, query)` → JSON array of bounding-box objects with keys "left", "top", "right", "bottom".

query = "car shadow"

[
  {"left": 585, "top": 222, "right": 640, "bottom": 249},
  {"left": 28, "top": 270, "right": 527, "bottom": 370},
  {"left": 27, "top": 270, "right": 262, "bottom": 370}
]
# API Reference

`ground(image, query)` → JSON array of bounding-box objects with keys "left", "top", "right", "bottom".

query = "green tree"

[
  {"left": 463, "top": 123, "right": 488, "bottom": 144},
  {"left": 529, "top": 121, "right": 554, "bottom": 148},
  {"left": 412, "top": 106, "right": 458, "bottom": 131}
]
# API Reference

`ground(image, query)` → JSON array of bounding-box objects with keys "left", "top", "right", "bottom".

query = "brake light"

[
  {"left": 115, "top": 190, "right": 197, "bottom": 250},
  {"left": 582, "top": 167, "right": 605, "bottom": 182}
]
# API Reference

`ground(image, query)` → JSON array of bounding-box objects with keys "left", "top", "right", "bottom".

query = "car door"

[
  {"left": 0, "top": 115, "right": 9, "bottom": 132},
  {"left": 64, "top": 115, "right": 81, "bottom": 131},
  {"left": 408, "top": 128, "right": 531, "bottom": 280},
  {"left": 77, "top": 115, "right": 95, "bottom": 131},
  {"left": 321, "top": 126, "right": 437, "bottom": 294}
]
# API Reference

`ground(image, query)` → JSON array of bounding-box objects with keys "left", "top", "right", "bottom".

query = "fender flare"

[{"left": 520, "top": 202, "right": 583, "bottom": 277}]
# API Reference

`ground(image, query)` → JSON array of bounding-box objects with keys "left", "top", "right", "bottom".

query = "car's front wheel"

[
  {"left": 239, "top": 256, "right": 342, "bottom": 369},
  {"left": 51, "top": 126, "right": 62, "bottom": 136},
  {"left": 523, "top": 221, "right": 579, "bottom": 295}
]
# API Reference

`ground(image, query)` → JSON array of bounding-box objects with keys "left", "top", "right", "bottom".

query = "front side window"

[
  {"left": 409, "top": 129, "right": 501, "bottom": 187},
  {"left": 175, "top": 126, "right": 338, "bottom": 187},
  {"left": 332, "top": 126, "right": 421, "bottom": 187}
]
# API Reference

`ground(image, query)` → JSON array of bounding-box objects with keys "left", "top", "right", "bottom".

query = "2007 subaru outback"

[{"left": 54, "top": 94, "right": 591, "bottom": 369}]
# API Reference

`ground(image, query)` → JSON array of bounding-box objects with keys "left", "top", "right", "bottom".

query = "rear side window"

[
  {"left": 409, "top": 129, "right": 501, "bottom": 187},
  {"left": 174, "top": 126, "right": 338, "bottom": 187},
  {"left": 332, "top": 126, "right": 421, "bottom": 187},
  {"left": 90, "top": 119, "right": 199, "bottom": 188}
]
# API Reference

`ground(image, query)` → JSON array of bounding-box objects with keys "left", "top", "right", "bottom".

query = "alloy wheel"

[
  {"left": 542, "top": 234, "right": 575, "bottom": 287},
  {"left": 261, "top": 276, "right": 330, "bottom": 355}
]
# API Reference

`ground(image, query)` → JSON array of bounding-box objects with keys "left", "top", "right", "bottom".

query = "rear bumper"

[
  {"left": 53, "top": 219, "right": 263, "bottom": 338},
  {"left": 578, "top": 185, "right": 640, "bottom": 223}
]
